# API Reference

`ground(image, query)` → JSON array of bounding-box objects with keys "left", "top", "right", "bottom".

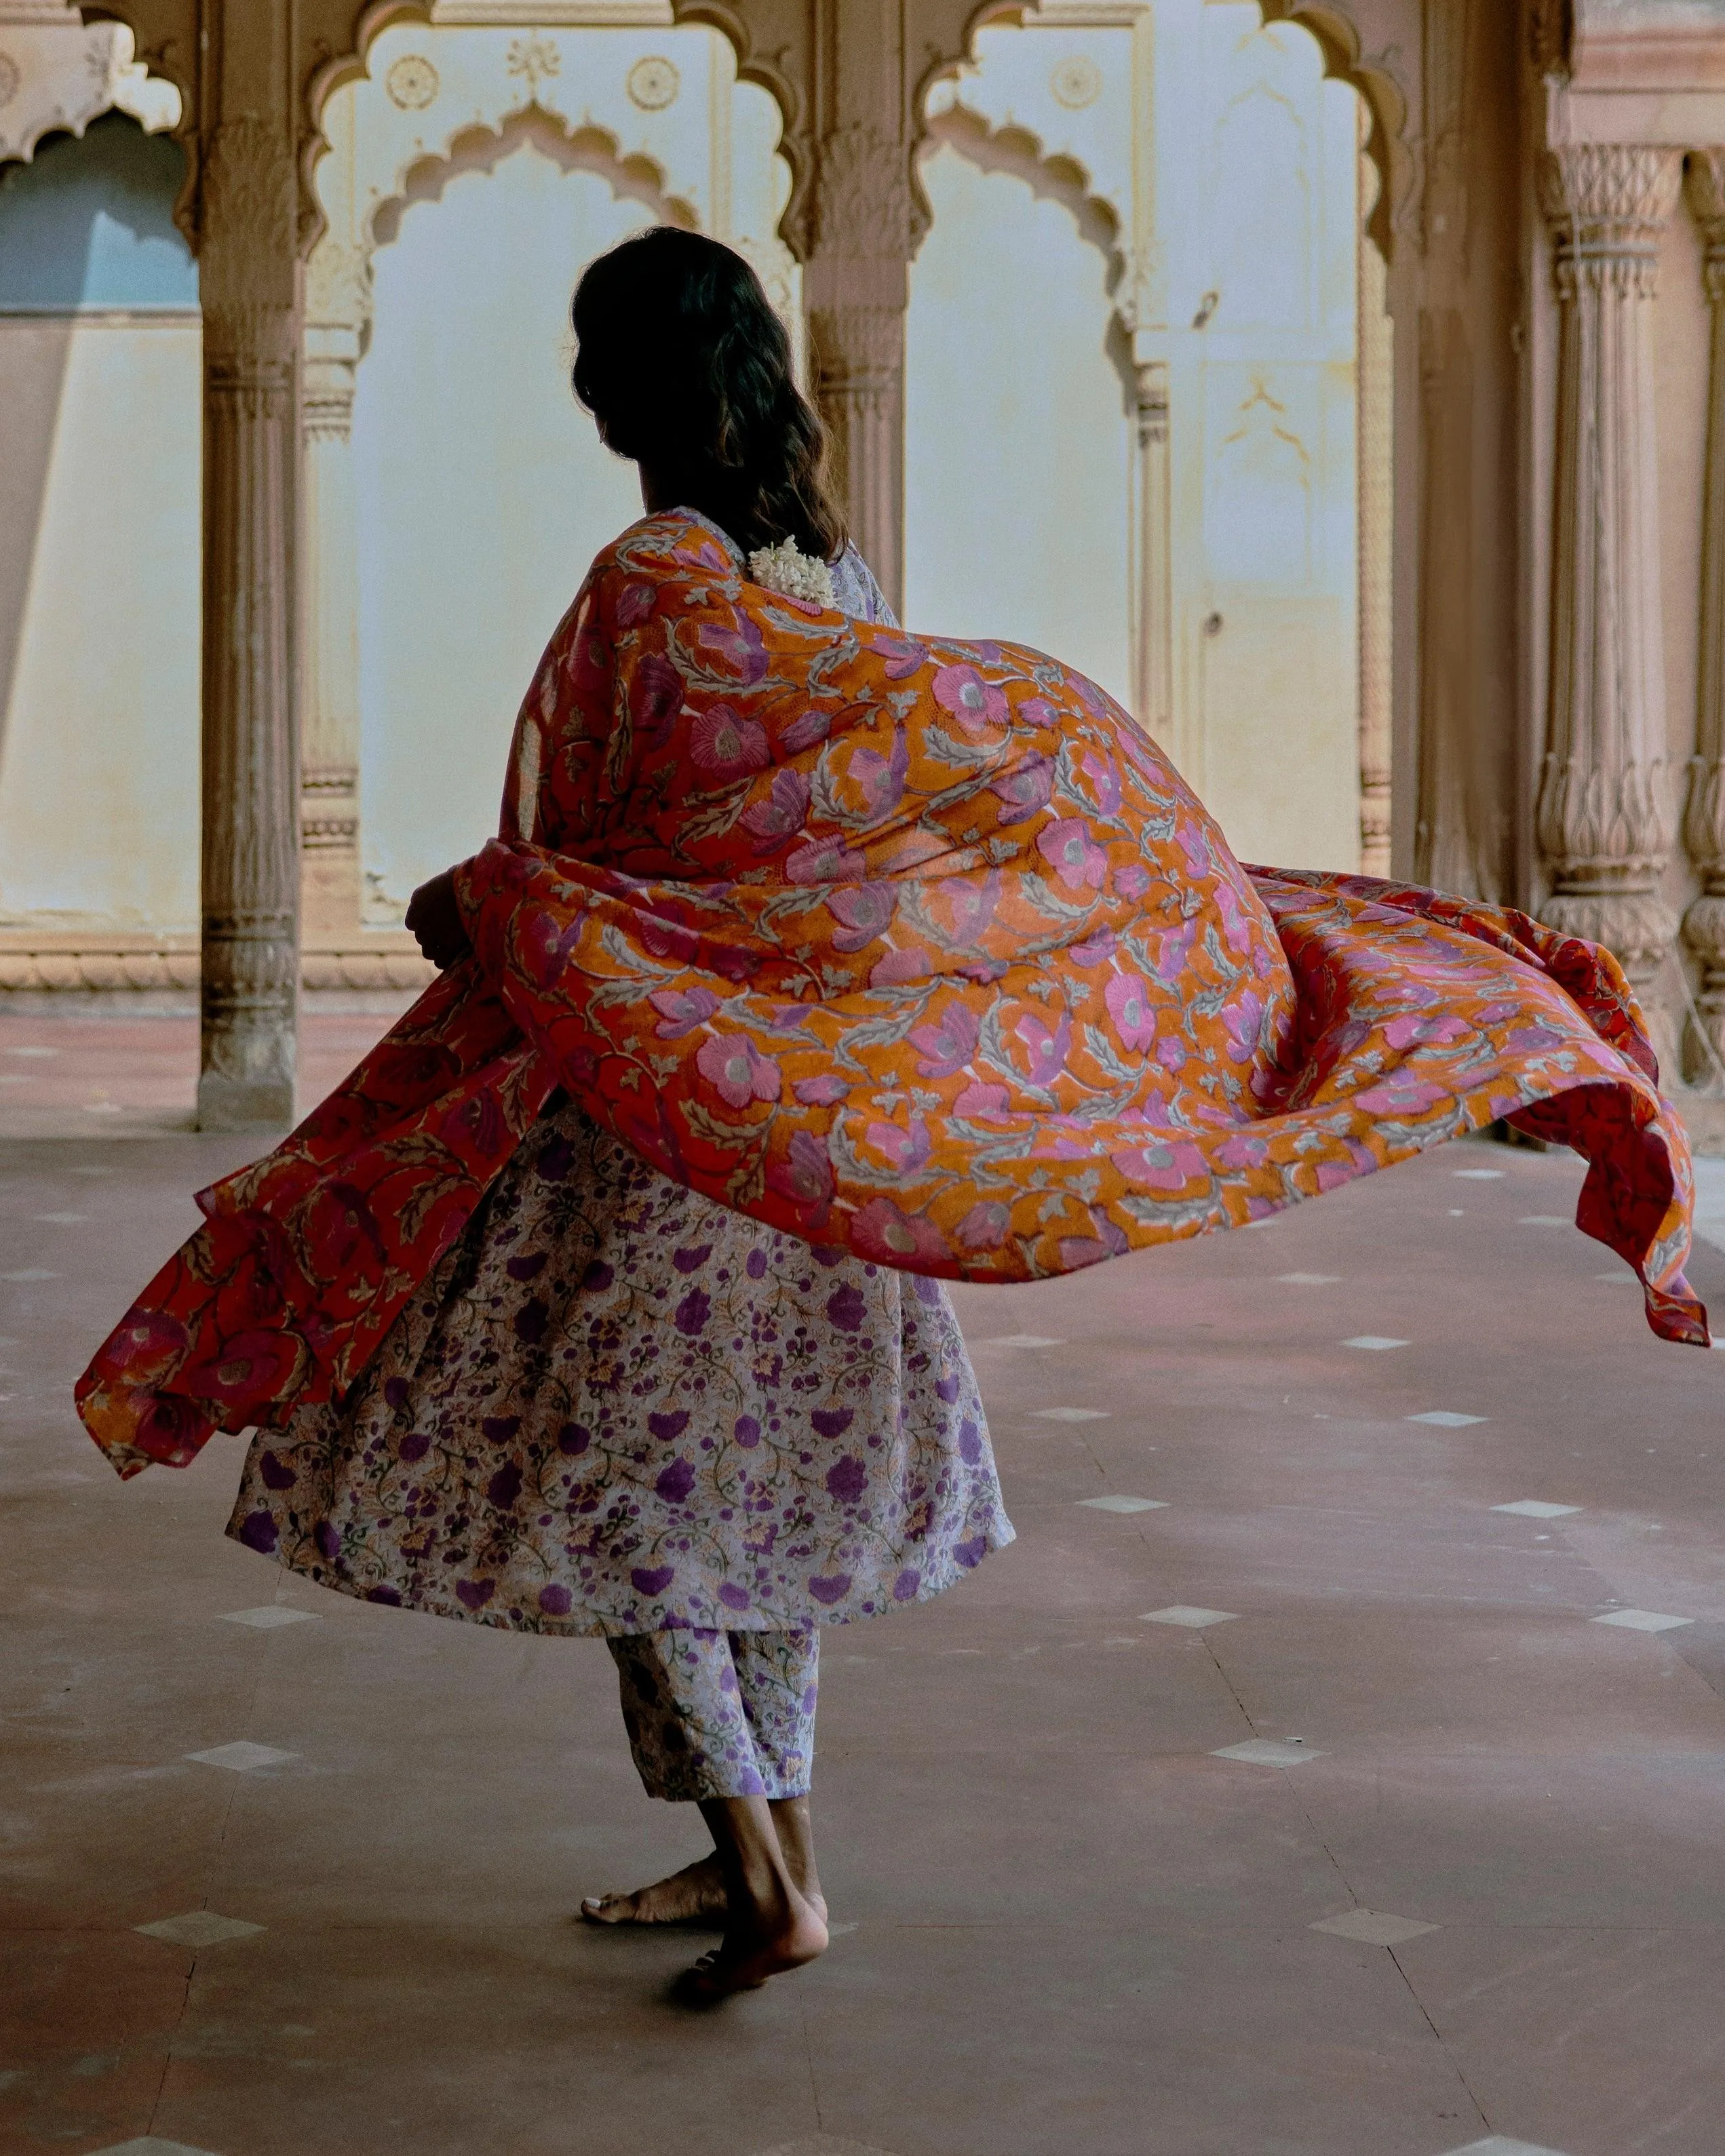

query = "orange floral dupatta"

[{"left": 77, "top": 510, "right": 1706, "bottom": 1480}]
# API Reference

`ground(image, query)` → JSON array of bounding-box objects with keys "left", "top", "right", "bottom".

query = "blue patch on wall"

[{"left": 0, "top": 111, "right": 197, "bottom": 311}]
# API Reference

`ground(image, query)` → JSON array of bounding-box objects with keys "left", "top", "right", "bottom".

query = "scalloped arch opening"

[
  {"left": 918, "top": 102, "right": 1124, "bottom": 288},
  {"left": 369, "top": 106, "right": 699, "bottom": 256},
  {"left": 1252, "top": 0, "right": 1408, "bottom": 260}
]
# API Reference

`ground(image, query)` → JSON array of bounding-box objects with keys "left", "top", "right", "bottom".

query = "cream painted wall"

[
  {"left": 912, "top": 3, "right": 1362, "bottom": 875},
  {"left": 0, "top": 315, "right": 200, "bottom": 928},
  {"left": 354, "top": 153, "right": 655, "bottom": 912},
  {"left": 906, "top": 143, "right": 1132, "bottom": 704}
]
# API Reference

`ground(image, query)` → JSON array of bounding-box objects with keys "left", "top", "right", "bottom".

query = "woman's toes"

[{"left": 580, "top": 1892, "right": 636, "bottom": 1925}]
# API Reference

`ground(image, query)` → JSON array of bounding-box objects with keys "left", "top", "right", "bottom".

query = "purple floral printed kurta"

[{"left": 227, "top": 543, "right": 1013, "bottom": 1636}]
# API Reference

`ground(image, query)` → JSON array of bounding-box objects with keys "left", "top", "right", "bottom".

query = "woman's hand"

[{"left": 405, "top": 868, "right": 473, "bottom": 971}]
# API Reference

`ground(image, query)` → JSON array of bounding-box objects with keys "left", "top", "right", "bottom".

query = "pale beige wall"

[
  {"left": 0, "top": 313, "right": 199, "bottom": 929},
  {"left": 905, "top": 138, "right": 1134, "bottom": 705},
  {"left": 354, "top": 151, "right": 657, "bottom": 915}
]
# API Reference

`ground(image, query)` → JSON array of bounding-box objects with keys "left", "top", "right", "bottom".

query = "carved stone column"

[
  {"left": 1357, "top": 226, "right": 1393, "bottom": 878},
  {"left": 1681, "top": 152, "right": 1725, "bottom": 1086},
  {"left": 1129, "top": 359, "right": 1172, "bottom": 741},
  {"left": 301, "top": 236, "right": 370, "bottom": 941},
  {"left": 1534, "top": 144, "right": 1681, "bottom": 998},
  {"left": 197, "top": 111, "right": 303, "bottom": 1130},
  {"left": 805, "top": 119, "right": 910, "bottom": 616}
]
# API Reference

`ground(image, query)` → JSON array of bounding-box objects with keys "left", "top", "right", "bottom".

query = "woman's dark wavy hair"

[{"left": 572, "top": 226, "right": 847, "bottom": 564}]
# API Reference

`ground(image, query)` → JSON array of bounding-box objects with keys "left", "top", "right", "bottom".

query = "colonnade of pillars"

[{"left": 182, "top": 10, "right": 1725, "bottom": 1130}]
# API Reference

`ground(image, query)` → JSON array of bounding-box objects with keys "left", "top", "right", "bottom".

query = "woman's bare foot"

[
  {"left": 584, "top": 1793, "right": 828, "bottom": 1931},
  {"left": 683, "top": 1884, "right": 828, "bottom": 1999},
  {"left": 676, "top": 1792, "right": 830, "bottom": 2000},
  {"left": 581, "top": 1854, "right": 727, "bottom": 1927}
]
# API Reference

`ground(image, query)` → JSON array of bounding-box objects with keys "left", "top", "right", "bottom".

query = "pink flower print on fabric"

[
  {"left": 614, "top": 579, "right": 657, "bottom": 627},
  {"left": 766, "top": 1129, "right": 836, "bottom": 1230},
  {"left": 786, "top": 837, "right": 866, "bottom": 886},
  {"left": 1037, "top": 819, "right": 1108, "bottom": 893},
  {"left": 691, "top": 705, "right": 771, "bottom": 781},
  {"left": 650, "top": 986, "right": 722, "bottom": 1040},
  {"left": 866, "top": 1119, "right": 933, "bottom": 1176},
  {"left": 874, "top": 633, "right": 929, "bottom": 681},
  {"left": 1353, "top": 1076, "right": 1450, "bottom": 1116},
  {"left": 852, "top": 1198, "right": 951, "bottom": 1267},
  {"left": 1076, "top": 747, "right": 1123, "bottom": 819},
  {"left": 1015, "top": 1008, "right": 1073, "bottom": 1089},
  {"left": 932, "top": 664, "right": 1009, "bottom": 738},
  {"left": 955, "top": 1198, "right": 1011, "bottom": 1249},
  {"left": 1113, "top": 1138, "right": 1207, "bottom": 1193},
  {"left": 1105, "top": 974, "right": 1157, "bottom": 1054},
  {"left": 844, "top": 728, "right": 910, "bottom": 819},
  {"left": 1222, "top": 992, "right": 1268, "bottom": 1066},
  {"left": 828, "top": 883, "right": 895, "bottom": 953},
  {"left": 990, "top": 752, "right": 1055, "bottom": 826},
  {"left": 695, "top": 1033, "right": 781, "bottom": 1109},
  {"left": 740, "top": 768, "right": 811, "bottom": 852},
  {"left": 1381, "top": 1010, "right": 1473, "bottom": 1053},
  {"left": 630, "top": 652, "right": 682, "bottom": 745},
  {"left": 793, "top": 1073, "right": 849, "bottom": 1106},
  {"left": 870, "top": 945, "right": 935, "bottom": 987},
  {"left": 910, "top": 1004, "right": 981, "bottom": 1079},
  {"left": 696, "top": 612, "right": 768, "bottom": 684}
]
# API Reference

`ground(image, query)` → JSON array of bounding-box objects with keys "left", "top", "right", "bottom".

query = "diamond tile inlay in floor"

[{"left": 183, "top": 1741, "right": 299, "bottom": 1771}]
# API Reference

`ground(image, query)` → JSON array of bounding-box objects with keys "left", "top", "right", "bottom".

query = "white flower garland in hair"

[{"left": 747, "top": 536, "right": 836, "bottom": 610}]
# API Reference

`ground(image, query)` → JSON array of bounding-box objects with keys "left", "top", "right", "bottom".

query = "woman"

[
  {"left": 78, "top": 213, "right": 1705, "bottom": 2014},
  {"left": 236, "top": 228, "right": 1015, "bottom": 1999}
]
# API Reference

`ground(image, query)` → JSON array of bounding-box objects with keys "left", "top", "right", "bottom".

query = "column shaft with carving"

[
  {"left": 1682, "top": 152, "right": 1725, "bottom": 1085},
  {"left": 1357, "top": 227, "right": 1393, "bottom": 878},
  {"left": 1534, "top": 144, "right": 1680, "bottom": 994},
  {"left": 301, "top": 237, "right": 369, "bottom": 941},
  {"left": 197, "top": 80, "right": 303, "bottom": 1129},
  {"left": 802, "top": 0, "right": 912, "bottom": 616},
  {"left": 1129, "top": 360, "right": 1172, "bottom": 740}
]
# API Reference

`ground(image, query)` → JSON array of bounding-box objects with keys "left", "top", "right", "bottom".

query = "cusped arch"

[
  {"left": 368, "top": 104, "right": 699, "bottom": 256},
  {"left": 306, "top": 1, "right": 780, "bottom": 262},
  {"left": 916, "top": 0, "right": 1408, "bottom": 269},
  {"left": 915, "top": 98, "right": 1135, "bottom": 409},
  {"left": 920, "top": 102, "right": 1124, "bottom": 287},
  {"left": 8, "top": 14, "right": 188, "bottom": 239},
  {"left": 1254, "top": 0, "right": 1410, "bottom": 260}
]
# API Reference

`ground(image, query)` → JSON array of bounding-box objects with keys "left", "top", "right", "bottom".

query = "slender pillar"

[
  {"left": 1357, "top": 225, "right": 1394, "bottom": 878},
  {"left": 197, "top": 105, "right": 303, "bottom": 1130},
  {"left": 1534, "top": 144, "right": 1682, "bottom": 995},
  {"left": 802, "top": 0, "right": 912, "bottom": 617},
  {"left": 1682, "top": 152, "right": 1725, "bottom": 1086},
  {"left": 1129, "top": 359, "right": 1172, "bottom": 740},
  {"left": 808, "top": 263, "right": 905, "bottom": 610},
  {"left": 301, "top": 236, "right": 369, "bottom": 940}
]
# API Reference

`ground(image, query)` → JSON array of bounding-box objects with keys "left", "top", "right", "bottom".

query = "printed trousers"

[{"left": 608, "top": 1625, "right": 819, "bottom": 1801}]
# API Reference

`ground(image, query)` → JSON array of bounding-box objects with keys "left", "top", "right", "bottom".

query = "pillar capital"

[{"left": 1537, "top": 144, "right": 1682, "bottom": 290}]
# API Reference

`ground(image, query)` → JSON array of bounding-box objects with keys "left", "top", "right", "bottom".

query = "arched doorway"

[
  {"left": 301, "top": 16, "right": 797, "bottom": 954},
  {"left": 909, "top": 0, "right": 1387, "bottom": 879}
]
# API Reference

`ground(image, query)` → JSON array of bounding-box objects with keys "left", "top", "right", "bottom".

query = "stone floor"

[{"left": 5, "top": 1003, "right": 1725, "bottom": 2156}]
